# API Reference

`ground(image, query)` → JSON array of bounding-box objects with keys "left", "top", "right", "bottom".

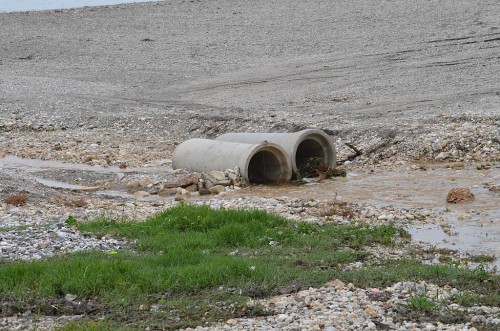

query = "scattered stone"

[
  {"left": 163, "top": 174, "right": 200, "bottom": 189},
  {"left": 209, "top": 185, "right": 226, "bottom": 195},
  {"left": 139, "top": 177, "right": 153, "bottom": 187},
  {"left": 198, "top": 188, "right": 211, "bottom": 196},
  {"left": 435, "top": 152, "right": 447, "bottom": 161},
  {"left": 448, "top": 162, "right": 464, "bottom": 169},
  {"left": 184, "top": 184, "right": 198, "bottom": 192},
  {"left": 207, "top": 171, "right": 226, "bottom": 182},
  {"left": 446, "top": 188, "right": 474, "bottom": 203},
  {"left": 484, "top": 183, "right": 500, "bottom": 193},
  {"left": 159, "top": 187, "right": 177, "bottom": 197},
  {"left": 64, "top": 294, "right": 77, "bottom": 302},
  {"left": 174, "top": 194, "right": 185, "bottom": 201},
  {"left": 126, "top": 181, "right": 141, "bottom": 189}
]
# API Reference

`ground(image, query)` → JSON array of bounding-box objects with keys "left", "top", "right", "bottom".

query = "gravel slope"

[{"left": 1, "top": 0, "right": 499, "bottom": 145}]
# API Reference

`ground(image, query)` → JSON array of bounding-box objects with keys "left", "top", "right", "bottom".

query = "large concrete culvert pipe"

[
  {"left": 172, "top": 139, "right": 292, "bottom": 184},
  {"left": 216, "top": 129, "right": 336, "bottom": 178}
]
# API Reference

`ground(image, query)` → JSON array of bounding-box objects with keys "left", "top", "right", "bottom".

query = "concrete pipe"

[
  {"left": 216, "top": 129, "right": 336, "bottom": 177},
  {"left": 172, "top": 139, "right": 292, "bottom": 184}
]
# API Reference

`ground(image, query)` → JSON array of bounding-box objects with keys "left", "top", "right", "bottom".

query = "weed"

[
  {"left": 333, "top": 259, "right": 499, "bottom": 307},
  {"left": 406, "top": 293, "right": 437, "bottom": 313},
  {"left": 0, "top": 225, "right": 29, "bottom": 232},
  {"left": 297, "top": 157, "right": 347, "bottom": 179},
  {"left": 467, "top": 254, "right": 496, "bottom": 263},
  {"left": 422, "top": 247, "right": 457, "bottom": 255},
  {"left": 319, "top": 200, "right": 357, "bottom": 219},
  {"left": 451, "top": 294, "right": 473, "bottom": 307},
  {"left": 438, "top": 255, "right": 453, "bottom": 264},
  {"left": 18, "top": 54, "right": 34, "bottom": 60}
]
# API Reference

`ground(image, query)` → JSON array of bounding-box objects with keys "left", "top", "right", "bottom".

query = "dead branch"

[{"left": 337, "top": 142, "right": 363, "bottom": 164}]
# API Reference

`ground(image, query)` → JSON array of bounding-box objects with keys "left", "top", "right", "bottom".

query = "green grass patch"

[
  {"left": 0, "top": 205, "right": 406, "bottom": 328},
  {"left": 0, "top": 205, "right": 497, "bottom": 329}
]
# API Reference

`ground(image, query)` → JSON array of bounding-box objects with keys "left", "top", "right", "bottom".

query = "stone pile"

[{"left": 125, "top": 169, "right": 245, "bottom": 198}]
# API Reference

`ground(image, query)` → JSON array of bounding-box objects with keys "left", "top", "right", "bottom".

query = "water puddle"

[
  {"left": 33, "top": 177, "right": 100, "bottom": 191},
  {"left": 0, "top": 0, "right": 157, "bottom": 13},
  {"left": 238, "top": 166, "right": 499, "bottom": 210},
  {"left": 94, "top": 190, "right": 165, "bottom": 201},
  {"left": 0, "top": 155, "right": 170, "bottom": 174},
  {"left": 235, "top": 165, "right": 500, "bottom": 266},
  {"left": 410, "top": 223, "right": 497, "bottom": 253}
]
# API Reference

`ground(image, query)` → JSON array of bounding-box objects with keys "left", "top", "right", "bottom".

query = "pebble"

[{"left": 182, "top": 280, "right": 500, "bottom": 331}]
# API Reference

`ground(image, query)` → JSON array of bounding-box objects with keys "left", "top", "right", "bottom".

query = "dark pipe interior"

[
  {"left": 248, "top": 150, "right": 284, "bottom": 184},
  {"left": 295, "top": 139, "right": 325, "bottom": 177}
]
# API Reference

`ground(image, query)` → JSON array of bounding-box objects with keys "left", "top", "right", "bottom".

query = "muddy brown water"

[
  {"left": 1, "top": 156, "right": 499, "bottom": 269},
  {"left": 240, "top": 165, "right": 500, "bottom": 269}
]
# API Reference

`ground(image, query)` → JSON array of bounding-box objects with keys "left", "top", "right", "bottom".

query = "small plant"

[
  {"left": 65, "top": 215, "right": 78, "bottom": 226},
  {"left": 452, "top": 294, "right": 473, "bottom": 307},
  {"left": 438, "top": 255, "right": 453, "bottom": 264},
  {"left": 406, "top": 293, "right": 438, "bottom": 314},
  {"left": 468, "top": 254, "right": 496, "bottom": 263},
  {"left": 3, "top": 194, "right": 29, "bottom": 206},
  {"left": 319, "top": 200, "right": 356, "bottom": 219}
]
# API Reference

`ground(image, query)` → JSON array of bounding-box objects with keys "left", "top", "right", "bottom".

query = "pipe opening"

[
  {"left": 248, "top": 150, "right": 287, "bottom": 184},
  {"left": 295, "top": 138, "right": 328, "bottom": 177}
]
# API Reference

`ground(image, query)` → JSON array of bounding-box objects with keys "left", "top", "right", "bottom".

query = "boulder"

[
  {"left": 159, "top": 187, "right": 177, "bottom": 197},
  {"left": 446, "top": 188, "right": 474, "bottom": 203},
  {"left": 209, "top": 185, "right": 226, "bottom": 195},
  {"left": 163, "top": 174, "right": 200, "bottom": 189}
]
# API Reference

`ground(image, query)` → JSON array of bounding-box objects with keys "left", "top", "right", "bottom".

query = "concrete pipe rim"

[
  {"left": 244, "top": 143, "right": 292, "bottom": 184},
  {"left": 292, "top": 129, "right": 336, "bottom": 177}
]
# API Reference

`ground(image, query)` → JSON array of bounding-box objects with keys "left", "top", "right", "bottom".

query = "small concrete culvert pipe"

[
  {"left": 216, "top": 129, "right": 336, "bottom": 178},
  {"left": 172, "top": 139, "right": 292, "bottom": 184}
]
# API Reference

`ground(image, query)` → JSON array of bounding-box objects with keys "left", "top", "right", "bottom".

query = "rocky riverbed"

[{"left": 1, "top": 0, "right": 499, "bottom": 329}]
